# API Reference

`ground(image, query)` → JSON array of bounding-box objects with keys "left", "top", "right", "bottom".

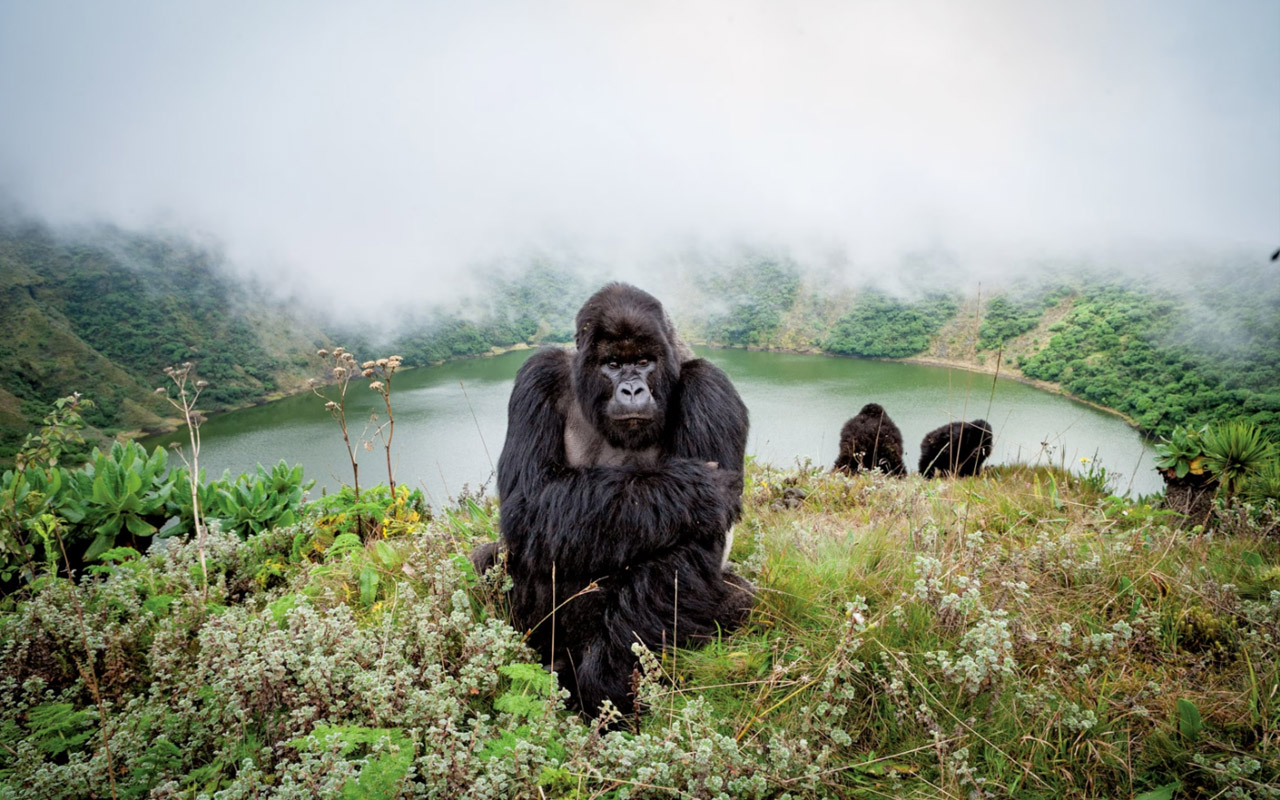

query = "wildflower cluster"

[{"left": 361, "top": 355, "right": 405, "bottom": 493}]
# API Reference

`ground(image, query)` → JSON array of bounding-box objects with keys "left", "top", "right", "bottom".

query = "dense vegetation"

[
  {"left": 0, "top": 220, "right": 324, "bottom": 463},
  {"left": 1019, "top": 279, "right": 1280, "bottom": 439},
  {"left": 372, "top": 264, "right": 584, "bottom": 365},
  {"left": 2, "top": 447, "right": 1276, "bottom": 797},
  {"left": 976, "top": 287, "right": 1069, "bottom": 351},
  {"left": 0, "top": 220, "right": 585, "bottom": 466},
  {"left": 693, "top": 257, "right": 803, "bottom": 348},
  {"left": 6, "top": 217, "right": 1279, "bottom": 463},
  {"left": 824, "top": 290, "right": 959, "bottom": 358}
]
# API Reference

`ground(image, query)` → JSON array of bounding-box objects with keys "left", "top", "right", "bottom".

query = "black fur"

[
  {"left": 917, "top": 419, "right": 994, "bottom": 478},
  {"left": 493, "top": 283, "right": 753, "bottom": 717},
  {"left": 832, "top": 403, "right": 906, "bottom": 476}
]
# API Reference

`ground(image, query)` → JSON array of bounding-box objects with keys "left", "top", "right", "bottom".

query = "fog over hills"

[{"left": 1, "top": 1, "right": 1276, "bottom": 317}]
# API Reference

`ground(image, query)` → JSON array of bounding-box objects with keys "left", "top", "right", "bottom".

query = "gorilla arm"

[
  {"left": 666, "top": 358, "right": 749, "bottom": 497},
  {"left": 497, "top": 350, "right": 741, "bottom": 579}
]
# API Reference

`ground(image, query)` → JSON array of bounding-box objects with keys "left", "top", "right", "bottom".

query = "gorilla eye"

[
  {"left": 607, "top": 361, "right": 619, "bottom": 369},
  {"left": 637, "top": 359, "right": 650, "bottom": 367}
]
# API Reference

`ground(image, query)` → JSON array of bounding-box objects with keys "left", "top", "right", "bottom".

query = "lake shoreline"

[
  {"left": 697, "top": 341, "right": 1147, "bottom": 437},
  {"left": 122, "top": 342, "right": 547, "bottom": 443},
  {"left": 128, "top": 340, "right": 1148, "bottom": 457},
  {"left": 135, "top": 344, "right": 1163, "bottom": 498}
]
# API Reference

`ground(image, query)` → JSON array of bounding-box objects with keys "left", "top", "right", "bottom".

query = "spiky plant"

[
  {"left": 1201, "top": 420, "right": 1277, "bottom": 498},
  {"left": 1240, "top": 457, "right": 1280, "bottom": 507}
]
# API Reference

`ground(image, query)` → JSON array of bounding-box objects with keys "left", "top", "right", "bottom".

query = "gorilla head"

[{"left": 572, "top": 283, "right": 682, "bottom": 451}]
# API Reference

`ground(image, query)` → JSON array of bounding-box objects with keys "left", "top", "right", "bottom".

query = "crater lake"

[{"left": 143, "top": 348, "right": 1162, "bottom": 505}]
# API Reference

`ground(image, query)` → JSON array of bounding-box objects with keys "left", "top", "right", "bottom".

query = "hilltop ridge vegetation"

[
  {"left": 0, "top": 222, "right": 585, "bottom": 464},
  {"left": 3, "top": 220, "right": 1278, "bottom": 465}
]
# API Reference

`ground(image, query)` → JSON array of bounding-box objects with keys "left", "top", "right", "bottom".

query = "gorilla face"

[
  {"left": 573, "top": 284, "right": 679, "bottom": 451},
  {"left": 582, "top": 328, "right": 670, "bottom": 450},
  {"left": 600, "top": 355, "right": 658, "bottom": 420}
]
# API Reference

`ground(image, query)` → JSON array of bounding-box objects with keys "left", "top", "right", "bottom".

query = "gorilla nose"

[{"left": 617, "top": 380, "right": 650, "bottom": 409}]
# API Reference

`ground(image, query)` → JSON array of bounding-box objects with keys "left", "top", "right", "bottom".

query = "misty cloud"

[{"left": 1, "top": 0, "right": 1276, "bottom": 313}]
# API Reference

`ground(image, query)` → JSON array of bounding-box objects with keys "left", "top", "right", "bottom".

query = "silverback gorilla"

[
  {"left": 917, "top": 419, "right": 994, "bottom": 478},
  {"left": 491, "top": 283, "right": 754, "bottom": 717},
  {"left": 832, "top": 403, "right": 907, "bottom": 476}
]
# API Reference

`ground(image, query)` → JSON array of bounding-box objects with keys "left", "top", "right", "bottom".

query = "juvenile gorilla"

[
  {"left": 491, "top": 283, "right": 753, "bottom": 717},
  {"left": 832, "top": 403, "right": 906, "bottom": 476},
  {"left": 918, "top": 419, "right": 994, "bottom": 478}
]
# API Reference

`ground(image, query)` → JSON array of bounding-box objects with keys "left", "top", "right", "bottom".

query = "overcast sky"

[{"left": 1, "top": 0, "right": 1277, "bottom": 310}]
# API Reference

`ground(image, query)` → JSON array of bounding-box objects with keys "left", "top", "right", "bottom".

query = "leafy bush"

[
  {"left": 0, "top": 466, "right": 69, "bottom": 584},
  {"left": 163, "top": 461, "right": 315, "bottom": 542},
  {"left": 65, "top": 441, "right": 173, "bottom": 562},
  {"left": 303, "top": 483, "right": 429, "bottom": 544},
  {"left": 696, "top": 258, "right": 802, "bottom": 348},
  {"left": 212, "top": 461, "right": 314, "bottom": 538},
  {"left": 1154, "top": 424, "right": 1210, "bottom": 480},
  {"left": 825, "top": 290, "right": 958, "bottom": 358},
  {"left": 978, "top": 294, "right": 1049, "bottom": 349}
]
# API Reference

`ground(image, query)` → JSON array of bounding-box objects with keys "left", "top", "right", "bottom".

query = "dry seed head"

[
  {"left": 369, "top": 381, "right": 385, "bottom": 392},
  {"left": 154, "top": 387, "right": 166, "bottom": 394},
  {"left": 317, "top": 349, "right": 329, "bottom": 357},
  {"left": 376, "top": 358, "right": 389, "bottom": 367},
  {"left": 333, "top": 367, "right": 346, "bottom": 378},
  {"left": 362, "top": 360, "right": 375, "bottom": 369},
  {"left": 333, "top": 347, "right": 345, "bottom": 356},
  {"left": 325, "top": 401, "right": 339, "bottom": 411},
  {"left": 196, "top": 380, "right": 208, "bottom": 388},
  {"left": 362, "top": 368, "right": 375, "bottom": 378}
]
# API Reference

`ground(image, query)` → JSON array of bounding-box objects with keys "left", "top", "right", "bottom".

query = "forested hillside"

[
  {"left": 4, "top": 221, "right": 1278, "bottom": 462},
  {"left": 0, "top": 221, "right": 337, "bottom": 462},
  {"left": 674, "top": 257, "right": 1280, "bottom": 440},
  {"left": 0, "top": 222, "right": 587, "bottom": 465},
  {"left": 1017, "top": 280, "right": 1280, "bottom": 436}
]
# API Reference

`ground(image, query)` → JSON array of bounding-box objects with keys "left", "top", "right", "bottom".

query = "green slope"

[{"left": 0, "top": 221, "right": 327, "bottom": 462}]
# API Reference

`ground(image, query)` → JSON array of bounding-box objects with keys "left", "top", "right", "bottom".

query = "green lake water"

[{"left": 144, "top": 348, "right": 1162, "bottom": 505}]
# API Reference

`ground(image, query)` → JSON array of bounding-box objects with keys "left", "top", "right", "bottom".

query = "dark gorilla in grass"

[
  {"left": 477, "top": 282, "right": 754, "bottom": 718},
  {"left": 832, "top": 403, "right": 906, "bottom": 476},
  {"left": 917, "top": 419, "right": 994, "bottom": 478}
]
